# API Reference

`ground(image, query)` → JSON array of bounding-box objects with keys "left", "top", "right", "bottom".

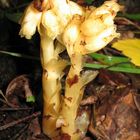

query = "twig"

[
  {"left": 11, "top": 124, "right": 28, "bottom": 140},
  {"left": 0, "top": 90, "right": 8, "bottom": 103},
  {"left": 0, "top": 90, "right": 16, "bottom": 108},
  {"left": 133, "top": 92, "right": 140, "bottom": 112},
  {"left": 105, "top": 47, "right": 123, "bottom": 56},
  {"left": 0, "top": 98, "right": 8, "bottom": 105},
  {"left": 115, "top": 17, "right": 140, "bottom": 30},
  {"left": 0, "top": 107, "right": 32, "bottom": 111},
  {"left": 0, "top": 98, "right": 18, "bottom": 108},
  {"left": 0, "top": 111, "right": 41, "bottom": 131}
]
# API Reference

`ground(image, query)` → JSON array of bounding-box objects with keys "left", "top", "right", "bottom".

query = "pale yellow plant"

[
  {"left": 19, "top": 2, "right": 42, "bottom": 39},
  {"left": 19, "top": 0, "right": 120, "bottom": 139},
  {"left": 19, "top": 0, "right": 84, "bottom": 138},
  {"left": 61, "top": 1, "right": 120, "bottom": 139}
]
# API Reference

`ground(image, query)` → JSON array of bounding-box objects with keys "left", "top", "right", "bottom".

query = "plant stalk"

[{"left": 40, "top": 35, "right": 67, "bottom": 137}]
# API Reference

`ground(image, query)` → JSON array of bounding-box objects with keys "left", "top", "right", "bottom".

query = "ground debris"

[
  {"left": 89, "top": 85, "right": 140, "bottom": 140},
  {"left": 0, "top": 74, "right": 44, "bottom": 140}
]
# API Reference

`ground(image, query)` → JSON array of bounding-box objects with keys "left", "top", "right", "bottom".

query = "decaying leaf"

[
  {"left": 88, "top": 69, "right": 140, "bottom": 140},
  {"left": 90, "top": 86, "right": 140, "bottom": 140},
  {"left": 6, "top": 74, "right": 35, "bottom": 107},
  {"left": 112, "top": 39, "right": 140, "bottom": 66}
]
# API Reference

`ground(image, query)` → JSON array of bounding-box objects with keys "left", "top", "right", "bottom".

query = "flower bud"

[{"left": 19, "top": 3, "right": 42, "bottom": 39}]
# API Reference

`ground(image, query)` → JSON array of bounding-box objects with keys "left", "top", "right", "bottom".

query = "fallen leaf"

[
  {"left": 6, "top": 74, "right": 35, "bottom": 106},
  {"left": 112, "top": 39, "right": 140, "bottom": 66}
]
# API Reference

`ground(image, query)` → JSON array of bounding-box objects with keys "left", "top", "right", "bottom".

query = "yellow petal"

[
  {"left": 41, "top": 10, "right": 60, "bottom": 39},
  {"left": 51, "top": 0, "right": 72, "bottom": 27},
  {"left": 80, "top": 18, "right": 105, "bottom": 36},
  {"left": 69, "top": 1, "right": 85, "bottom": 16},
  {"left": 112, "top": 39, "right": 140, "bottom": 66},
  {"left": 89, "top": 0, "right": 120, "bottom": 18},
  {"left": 63, "top": 15, "right": 81, "bottom": 48},
  {"left": 19, "top": 3, "right": 42, "bottom": 39},
  {"left": 73, "top": 1, "right": 120, "bottom": 54}
]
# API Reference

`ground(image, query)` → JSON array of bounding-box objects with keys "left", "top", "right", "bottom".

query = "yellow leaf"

[{"left": 112, "top": 39, "right": 140, "bottom": 66}]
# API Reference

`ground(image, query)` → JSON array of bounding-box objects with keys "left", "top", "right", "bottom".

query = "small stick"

[
  {"left": 0, "top": 98, "right": 16, "bottom": 108},
  {"left": 11, "top": 124, "right": 28, "bottom": 140},
  {"left": 0, "top": 90, "right": 17, "bottom": 108},
  {"left": 0, "top": 107, "right": 32, "bottom": 111},
  {"left": 115, "top": 17, "right": 140, "bottom": 30},
  {"left": 0, "top": 111, "right": 41, "bottom": 131}
]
